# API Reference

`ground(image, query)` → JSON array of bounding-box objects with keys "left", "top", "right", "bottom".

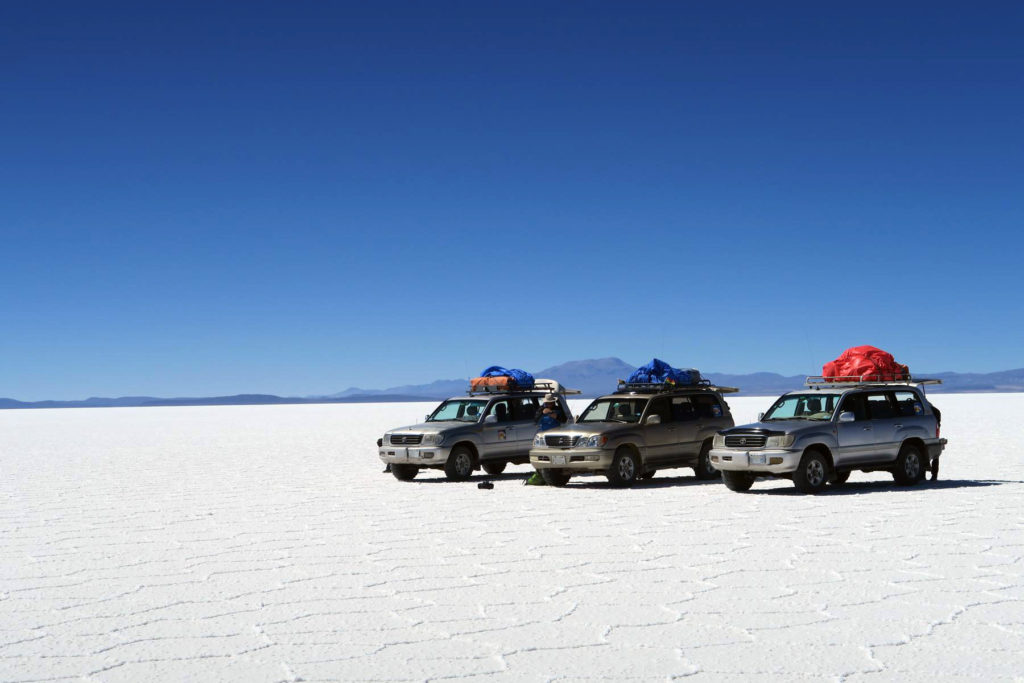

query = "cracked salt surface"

[{"left": 1, "top": 395, "right": 1022, "bottom": 681}]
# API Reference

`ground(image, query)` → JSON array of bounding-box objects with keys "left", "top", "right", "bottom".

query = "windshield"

[
  {"left": 579, "top": 397, "right": 649, "bottom": 423},
  {"left": 763, "top": 393, "right": 841, "bottom": 421},
  {"left": 427, "top": 399, "right": 488, "bottom": 422}
]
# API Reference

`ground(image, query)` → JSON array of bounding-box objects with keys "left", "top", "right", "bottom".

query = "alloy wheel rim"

[
  {"left": 807, "top": 460, "right": 824, "bottom": 486},
  {"left": 619, "top": 457, "right": 635, "bottom": 480},
  {"left": 905, "top": 453, "right": 920, "bottom": 478},
  {"left": 457, "top": 453, "right": 471, "bottom": 475}
]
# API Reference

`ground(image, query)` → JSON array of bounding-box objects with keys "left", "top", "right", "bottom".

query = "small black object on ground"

[{"left": 477, "top": 481, "right": 494, "bottom": 489}]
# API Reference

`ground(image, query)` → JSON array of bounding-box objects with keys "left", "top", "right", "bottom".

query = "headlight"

[
  {"left": 429, "top": 433, "right": 445, "bottom": 446},
  {"left": 765, "top": 434, "right": 796, "bottom": 448},
  {"left": 713, "top": 434, "right": 725, "bottom": 448},
  {"left": 533, "top": 433, "right": 546, "bottom": 447},
  {"left": 576, "top": 435, "right": 607, "bottom": 448}
]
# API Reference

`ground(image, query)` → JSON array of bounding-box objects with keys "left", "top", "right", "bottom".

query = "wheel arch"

[
  {"left": 451, "top": 440, "right": 479, "bottom": 464},
  {"left": 804, "top": 443, "right": 835, "bottom": 470}
]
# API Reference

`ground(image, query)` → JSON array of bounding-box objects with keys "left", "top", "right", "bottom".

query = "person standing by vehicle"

[{"left": 524, "top": 394, "right": 566, "bottom": 485}]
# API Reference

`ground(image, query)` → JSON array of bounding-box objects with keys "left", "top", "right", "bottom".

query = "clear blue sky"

[{"left": 2, "top": 1, "right": 1021, "bottom": 400}]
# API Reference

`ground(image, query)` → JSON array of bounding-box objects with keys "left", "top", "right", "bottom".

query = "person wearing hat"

[{"left": 524, "top": 394, "right": 567, "bottom": 485}]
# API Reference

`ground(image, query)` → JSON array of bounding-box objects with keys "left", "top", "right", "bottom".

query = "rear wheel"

[
  {"left": 793, "top": 449, "right": 829, "bottom": 494},
  {"left": 390, "top": 464, "right": 418, "bottom": 481},
  {"left": 444, "top": 446, "right": 475, "bottom": 481},
  {"left": 541, "top": 469, "right": 571, "bottom": 487},
  {"left": 693, "top": 440, "right": 720, "bottom": 480},
  {"left": 607, "top": 447, "right": 640, "bottom": 487},
  {"left": 722, "top": 470, "right": 754, "bottom": 492},
  {"left": 893, "top": 443, "right": 925, "bottom": 485},
  {"left": 481, "top": 461, "right": 507, "bottom": 475}
]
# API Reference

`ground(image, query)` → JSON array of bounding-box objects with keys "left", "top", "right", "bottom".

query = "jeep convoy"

[
  {"left": 528, "top": 380, "right": 737, "bottom": 486},
  {"left": 378, "top": 379, "right": 578, "bottom": 481},
  {"left": 377, "top": 355, "right": 949, "bottom": 495},
  {"left": 710, "top": 377, "right": 946, "bottom": 493}
]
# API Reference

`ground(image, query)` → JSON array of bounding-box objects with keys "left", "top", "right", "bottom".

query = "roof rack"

[
  {"left": 615, "top": 380, "right": 739, "bottom": 394},
  {"left": 467, "top": 379, "right": 581, "bottom": 396},
  {"left": 805, "top": 375, "right": 942, "bottom": 388}
]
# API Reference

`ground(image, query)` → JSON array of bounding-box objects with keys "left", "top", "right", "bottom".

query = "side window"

[
  {"left": 893, "top": 391, "right": 923, "bottom": 417},
  {"left": 647, "top": 397, "right": 673, "bottom": 423},
  {"left": 866, "top": 392, "right": 896, "bottom": 419},
  {"left": 671, "top": 396, "right": 698, "bottom": 422},
  {"left": 692, "top": 394, "right": 723, "bottom": 419},
  {"left": 840, "top": 394, "right": 869, "bottom": 421},
  {"left": 511, "top": 397, "right": 539, "bottom": 420},
  {"left": 488, "top": 400, "right": 512, "bottom": 422}
]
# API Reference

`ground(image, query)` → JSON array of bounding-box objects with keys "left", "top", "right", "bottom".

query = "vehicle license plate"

[
  {"left": 552, "top": 454, "right": 567, "bottom": 465},
  {"left": 749, "top": 452, "right": 766, "bottom": 465}
]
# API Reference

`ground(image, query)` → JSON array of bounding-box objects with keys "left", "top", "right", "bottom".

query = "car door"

[
  {"left": 509, "top": 396, "right": 541, "bottom": 456},
  {"left": 692, "top": 393, "right": 729, "bottom": 456},
  {"left": 835, "top": 392, "right": 876, "bottom": 464},
  {"left": 642, "top": 397, "right": 676, "bottom": 464},
  {"left": 663, "top": 395, "right": 701, "bottom": 465},
  {"left": 481, "top": 399, "right": 515, "bottom": 457},
  {"left": 863, "top": 391, "right": 901, "bottom": 461}
]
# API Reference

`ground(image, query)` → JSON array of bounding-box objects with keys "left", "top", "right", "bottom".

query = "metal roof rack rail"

[
  {"left": 805, "top": 375, "right": 942, "bottom": 387},
  {"left": 614, "top": 380, "right": 739, "bottom": 394}
]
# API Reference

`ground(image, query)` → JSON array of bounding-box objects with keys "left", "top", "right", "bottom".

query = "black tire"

[
  {"left": 722, "top": 470, "right": 754, "bottom": 492},
  {"left": 693, "top": 440, "right": 720, "bottom": 480},
  {"left": 793, "top": 449, "right": 829, "bottom": 494},
  {"left": 639, "top": 469, "right": 657, "bottom": 480},
  {"left": 831, "top": 471, "right": 851, "bottom": 486},
  {"left": 481, "top": 461, "right": 507, "bottom": 475},
  {"left": 607, "top": 447, "right": 640, "bottom": 487},
  {"left": 390, "top": 464, "right": 418, "bottom": 481},
  {"left": 892, "top": 443, "right": 925, "bottom": 485},
  {"left": 444, "top": 446, "right": 475, "bottom": 481},
  {"left": 541, "top": 469, "right": 571, "bottom": 487}
]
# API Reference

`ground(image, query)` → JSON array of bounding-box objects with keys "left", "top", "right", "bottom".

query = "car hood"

[
  {"left": 541, "top": 422, "right": 636, "bottom": 437},
  {"left": 723, "top": 421, "right": 825, "bottom": 435},
  {"left": 386, "top": 422, "right": 474, "bottom": 435}
]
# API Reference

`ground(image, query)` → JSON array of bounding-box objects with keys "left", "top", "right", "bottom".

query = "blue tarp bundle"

[
  {"left": 627, "top": 359, "right": 701, "bottom": 385},
  {"left": 479, "top": 366, "right": 535, "bottom": 390}
]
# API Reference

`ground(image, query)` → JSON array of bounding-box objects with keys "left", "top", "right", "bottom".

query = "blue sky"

[{"left": 2, "top": 1, "right": 1022, "bottom": 400}]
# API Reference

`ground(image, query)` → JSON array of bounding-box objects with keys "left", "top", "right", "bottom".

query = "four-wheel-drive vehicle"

[
  {"left": 528, "top": 380, "right": 738, "bottom": 487},
  {"left": 710, "top": 377, "right": 947, "bottom": 494},
  {"left": 379, "top": 379, "right": 579, "bottom": 481}
]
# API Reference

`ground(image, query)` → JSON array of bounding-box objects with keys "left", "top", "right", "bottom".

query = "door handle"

[
  {"left": 862, "top": 426, "right": 872, "bottom": 431},
  {"left": 894, "top": 424, "right": 903, "bottom": 429}
]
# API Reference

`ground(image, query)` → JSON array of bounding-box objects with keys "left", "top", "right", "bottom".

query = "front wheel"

[
  {"left": 892, "top": 443, "right": 925, "bottom": 485},
  {"left": 541, "top": 469, "right": 571, "bottom": 487},
  {"left": 607, "top": 448, "right": 640, "bottom": 487},
  {"left": 390, "top": 464, "right": 418, "bottom": 481},
  {"left": 793, "top": 449, "right": 829, "bottom": 494},
  {"left": 693, "top": 440, "right": 720, "bottom": 480},
  {"left": 722, "top": 470, "right": 754, "bottom": 492},
  {"left": 444, "top": 446, "right": 475, "bottom": 481},
  {"left": 482, "top": 461, "right": 507, "bottom": 475}
]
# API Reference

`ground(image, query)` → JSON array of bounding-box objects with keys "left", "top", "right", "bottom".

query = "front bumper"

[
  {"left": 379, "top": 444, "right": 451, "bottom": 465},
  {"left": 709, "top": 448, "right": 800, "bottom": 474},
  {"left": 530, "top": 447, "right": 612, "bottom": 471}
]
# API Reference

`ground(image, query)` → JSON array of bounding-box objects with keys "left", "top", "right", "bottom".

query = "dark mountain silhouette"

[{"left": 2, "top": 359, "right": 1021, "bottom": 409}]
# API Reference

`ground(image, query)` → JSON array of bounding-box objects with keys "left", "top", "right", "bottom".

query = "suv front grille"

[
  {"left": 545, "top": 435, "right": 580, "bottom": 447},
  {"left": 725, "top": 435, "right": 767, "bottom": 448},
  {"left": 390, "top": 434, "right": 423, "bottom": 445}
]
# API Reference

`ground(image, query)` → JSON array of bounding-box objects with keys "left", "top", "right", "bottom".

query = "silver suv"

[
  {"left": 528, "top": 381, "right": 737, "bottom": 487},
  {"left": 379, "top": 380, "right": 577, "bottom": 482},
  {"left": 710, "top": 377, "right": 947, "bottom": 494}
]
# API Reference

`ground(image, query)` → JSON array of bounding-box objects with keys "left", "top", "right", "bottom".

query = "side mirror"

[
  {"left": 484, "top": 414, "right": 498, "bottom": 424},
  {"left": 757, "top": 412, "right": 765, "bottom": 421},
  {"left": 645, "top": 414, "right": 661, "bottom": 425},
  {"left": 425, "top": 414, "right": 431, "bottom": 422},
  {"left": 838, "top": 411, "right": 855, "bottom": 423}
]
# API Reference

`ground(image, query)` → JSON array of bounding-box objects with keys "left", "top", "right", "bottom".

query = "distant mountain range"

[{"left": 3, "top": 358, "right": 1023, "bottom": 410}]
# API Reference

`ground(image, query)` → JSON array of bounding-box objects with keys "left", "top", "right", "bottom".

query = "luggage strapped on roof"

[
  {"left": 467, "top": 379, "right": 581, "bottom": 396},
  {"left": 615, "top": 379, "right": 739, "bottom": 394}
]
